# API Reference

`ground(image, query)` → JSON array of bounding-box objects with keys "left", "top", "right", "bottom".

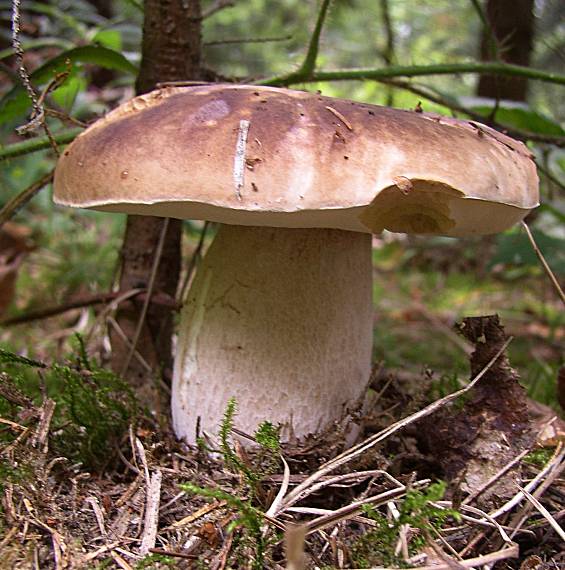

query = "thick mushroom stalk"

[{"left": 172, "top": 225, "right": 373, "bottom": 442}]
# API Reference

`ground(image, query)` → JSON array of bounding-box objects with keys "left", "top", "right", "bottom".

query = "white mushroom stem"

[{"left": 172, "top": 224, "right": 373, "bottom": 444}]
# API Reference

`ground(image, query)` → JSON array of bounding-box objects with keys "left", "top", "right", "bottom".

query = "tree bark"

[
  {"left": 477, "top": 0, "right": 534, "bottom": 102},
  {"left": 111, "top": 0, "right": 202, "bottom": 395}
]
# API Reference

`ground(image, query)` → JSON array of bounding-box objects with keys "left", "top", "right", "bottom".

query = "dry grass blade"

[
  {"left": 86, "top": 496, "right": 107, "bottom": 537},
  {"left": 266, "top": 455, "right": 291, "bottom": 517},
  {"left": 81, "top": 542, "right": 122, "bottom": 563},
  {"left": 509, "top": 444, "right": 565, "bottom": 539},
  {"left": 349, "top": 543, "right": 519, "bottom": 570},
  {"left": 282, "top": 338, "right": 512, "bottom": 510},
  {"left": 521, "top": 221, "right": 565, "bottom": 306},
  {"left": 0, "top": 417, "right": 26, "bottom": 431},
  {"left": 281, "top": 470, "right": 403, "bottom": 512},
  {"left": 433, "top": 501, "right": 512, "bottom": 543},
  {"left": 111, "top": 551, "right": 134, "bottom": 570},
  {"left": 490, "top": 442, "right": 564, "bottom": 519},
  {"left": 517, "top": 485, "right": 565, "bottom": 541},
  {"left": 304, "top": 479, "right": 430, "bottom": 535},
  {"left": 168, "top": 500, "right": 226, "bottom": 529}
]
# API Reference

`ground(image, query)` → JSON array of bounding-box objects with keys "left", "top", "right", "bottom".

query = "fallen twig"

[
  {"left": 139, "top": 469, "right": 163, "bottom": 555},
  {"left": 148, "top": 547, "right": 198, "bottom": 559},
  {"left": 31, "top": 398, "right": 55, "bottom": 452},
  {"left": 0, "top": 289, "right": 177, "bottom": 327}
]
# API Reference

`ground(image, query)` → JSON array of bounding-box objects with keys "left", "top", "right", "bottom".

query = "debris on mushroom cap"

[{"left": 54, "top": 84, "right": 539, "bottom": 237}]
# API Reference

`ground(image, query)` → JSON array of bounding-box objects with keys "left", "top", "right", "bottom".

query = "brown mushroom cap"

[{"left": 54, "top": 84, "right": 539, "bottom": 237}]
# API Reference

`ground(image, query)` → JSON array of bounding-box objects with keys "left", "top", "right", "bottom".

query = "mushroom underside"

[{"left": 87, "top": 181, "right": 531, "bottom": 237}]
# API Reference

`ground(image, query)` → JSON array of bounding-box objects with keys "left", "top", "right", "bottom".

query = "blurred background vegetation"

[{"left": 0, "top": 0, "right": 563, "bottom": 409}]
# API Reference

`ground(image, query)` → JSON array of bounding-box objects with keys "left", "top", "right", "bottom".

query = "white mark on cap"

[{"left": 233, "top": 119, "right": 250, "bottom": 201}]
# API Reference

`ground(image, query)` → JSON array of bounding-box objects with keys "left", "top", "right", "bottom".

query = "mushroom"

[{"left": 53, "top": 84, "right": 539, "bottom": 443}]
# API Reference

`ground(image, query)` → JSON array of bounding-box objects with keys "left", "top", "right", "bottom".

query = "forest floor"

[{"left": 0, "top": 230, "right": 563, "bottom": 569}]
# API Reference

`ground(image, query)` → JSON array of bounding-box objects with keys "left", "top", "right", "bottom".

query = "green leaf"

[
  {"left": 92, "top": 29, "right": 123, "bottom": 51},
  {"left": 0, "top": 46, "right": 137, "bottom": 125},
  {"left": 50, "top": 72, "right": 87, "bottom": 112},
  {"left": 491, "top": 229, "right": 565, "bottom": 274},
  {"left": 460, "top": 97, "right": 565, "bottom": 136}
]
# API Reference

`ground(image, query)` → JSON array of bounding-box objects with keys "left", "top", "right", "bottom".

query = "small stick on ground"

[
  {"left": 148, "top": 548, "right": 198, "bottom": 559},
  {"left": 86, "top": 496, "right": 107, "bottom": 538},
  {"left": 139, "top": 469, "right": 163, "bottom": 555},
  {"left": 32, "top": 398, "right": 56, "bottom": 452}
]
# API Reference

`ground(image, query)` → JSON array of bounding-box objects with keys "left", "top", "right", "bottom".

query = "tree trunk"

[
  {"left": 477, "top": 0, "right": 534, "bottom": 102},
  {"left": 111, "top": 0, "right": 202, "bottom": 396}
]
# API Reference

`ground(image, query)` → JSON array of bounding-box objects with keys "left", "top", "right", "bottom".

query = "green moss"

[
  {"left": 0, "top": 347, "right": 138, "bottom": 472},
  {"left": 524, "top": 448, "right": 554, "bottom": 468},
  {"left": 351, "top": 482, "right": 459, "bottom": 567}
]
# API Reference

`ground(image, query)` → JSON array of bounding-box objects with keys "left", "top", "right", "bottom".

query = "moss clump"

[
  {"left": 0, "top": 345, "right": 138, "bottom": 472},
  {"left": 351, "top": 482, "right": 459, "bottom": 567}
]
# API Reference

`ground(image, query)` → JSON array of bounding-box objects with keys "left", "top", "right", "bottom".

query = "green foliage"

[
  {"left": 179, "top": 401, "right": 282, "bottom": 569},
  {"left": 351, "top": 482, "right": 459, "bottom": 567},
  {"left": 351, "top": 506, "right": 402, "bottom": 568},
  {"left": 0, "top": 348, "right": 46, "bottom": 369},
  {"left": 461, "top": 98, "right": 565, "bottom": 136},
  {"left": 218, "top": 398, "right": 281, "bottom": 488},
  {"left": 254, "top": 421, "right": 281, "bottom": 453},
  {"left": 0, "top": 461, "right": 32, "bottom": 493},
  {"left": 218, "top": 397, "right": 258, "bottom": 485},
  {"left": 52, "top": 364, "right": 137, "bottom": 468},
  {"left": 0, "top": 347, "right": 138, "bottom": 471},
  {"left": 399, "top": 481, "right": 458, "bottom": 534},
  {"left": 524, "top": 448, "right": 553, "bottom": 468},
  {"left": 0, "top": 45, "right": 137, "bottom": 125}
]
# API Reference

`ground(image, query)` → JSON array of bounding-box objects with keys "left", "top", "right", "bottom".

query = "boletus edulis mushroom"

[{"left": 53, "top": 84, "right": 539, "bottom": 444}]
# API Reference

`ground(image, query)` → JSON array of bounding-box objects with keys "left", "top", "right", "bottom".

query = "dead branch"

[{"left": 0, "top": 289, "right": 178, "bottom": 327}]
